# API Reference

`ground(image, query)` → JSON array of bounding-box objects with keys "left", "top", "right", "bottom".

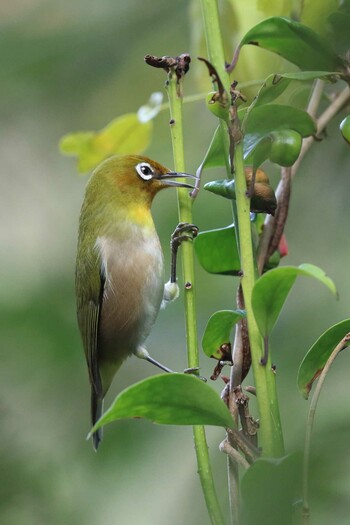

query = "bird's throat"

[{"left": 126, "top": 203, "right": 155, "bottom": 230}]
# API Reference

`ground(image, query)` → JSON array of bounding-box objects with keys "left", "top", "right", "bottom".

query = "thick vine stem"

[
  {"left": 166, "top": 68, "right": 226, "bottom": 525},
  {"left": 302, "top": 333, "right": 350, "bottom": 524}
]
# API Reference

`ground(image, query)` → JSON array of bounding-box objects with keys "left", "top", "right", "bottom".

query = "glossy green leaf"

[
  {"left": 199, "top": 125, "right": 228, "bottom": 171},
  {"left": 298, "top": 319, "right": 350, "bottom": 399},
  {"left": 204, "top": 178, "right": 277, "bottom": 215},
  {"left": 206, "top": 92, "right": 230, "bottom": 122},
  {"left": 340, "top": 115, "right": 350, "bottom": 145},
  {"left": 254, "top": 71, "right": 342, "bottom": 107},
  {"left": 241, "top": 104, "right": 316, "bottom": 170},
  {"left": 239, "top": 17, "right": 345, "bottom": 73},
  {"left": 194, "top": 225, "right": 240, "bottom": 275},
  {"left": 241, "top": 454, "right": 301, "bottom": 525},
  {"left": 90, "top": 374, "right": 234, "bottom": 433},
  {"left": 252, "top": 264, "right": 337, "bottom": 338},
  {"left": 242, "top": 104, "right": 316, "bottom": 141},
  {"left": 204, "top": 179, "right": 236, "bottom": 199},
  {"left": 245, "top": 129, "right": 302, "bottom": 168},
  {"left": 60, "top": 113, "right": 152, "bottom": 173},
  {"left": 202, "top": 310, "right": 245, "bottom": 359},
  {"left": 194, "top": 126, "right": 228, "bottom": 199}
]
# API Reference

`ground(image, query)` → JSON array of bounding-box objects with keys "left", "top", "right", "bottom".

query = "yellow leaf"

[{"left": 59, "top": 113, "right": 153, "bottom": 173}]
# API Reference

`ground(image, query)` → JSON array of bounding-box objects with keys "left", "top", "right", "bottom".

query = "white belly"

[{"left": 96, "top": 231, "right": 164, "bottom": 363}]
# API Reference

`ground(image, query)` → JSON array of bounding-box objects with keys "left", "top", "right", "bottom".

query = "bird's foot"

[
  {"left": 171, "top": 222, "right": 199, "bottom": 250},
  {"left": 170, "top": 223, "right": 199, "bottom": 284}
]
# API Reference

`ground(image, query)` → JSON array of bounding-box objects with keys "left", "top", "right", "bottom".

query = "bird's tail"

[{"left": 91, "top": 390, "right": 104, "bottom": 451}]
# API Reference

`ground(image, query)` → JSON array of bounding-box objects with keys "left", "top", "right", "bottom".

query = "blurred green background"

[{"left": 1, "top": 1, "right": 350, "bottom": 524}]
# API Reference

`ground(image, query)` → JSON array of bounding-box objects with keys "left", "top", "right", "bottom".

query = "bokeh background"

[{"left": 1, "top": 1, "right": 350, "bottom": 524}]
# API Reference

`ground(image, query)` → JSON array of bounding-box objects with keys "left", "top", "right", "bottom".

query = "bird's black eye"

[{"left": 136, "top": 162, "right": 154, "bottom": 180}]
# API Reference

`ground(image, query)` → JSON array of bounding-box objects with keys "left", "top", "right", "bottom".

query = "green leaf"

[
  {"left": 204, "top": 179, "right": 236, "bottom": 199},
  {"left": 340, "top": 115, "right": 350, "bottom": 145},
  {"left": 241, "top": 454, "right": 301, "bottom": 525},
  {"left": 252, "top": 264, "right": 337, "bottom": 338},
  {"left": 198, "top": 125, "right": 228, "bottom": 173},
  {"left": 298, "top": 263, "right": 338, "bottom": 295},
  {"left": 241, "top": 104, "right": 316, "bottom": 170},
  {"left": 297, "top": 319, "right": 350, "bottom": 399},
  {"left": 194, "top": 225, "right": 240, "bottom": 276},
  {"left": 90, "top": 374, "right": 234, "bottom": 433},
  {"left": 202, "top": 310, "right": 245, "bottom": 359},
  {"left": 242, "top": 104, "right": 316, "bottom": 141},
  {"left": 206, "top": 91, "right": 230, "bottom": 122},
  {"left": 204, "top": 178, "right": 277, "bottom": 215},
  {"left": 193, "top": 126, "right": 228, "bottom": 199},
  {"left": 238, "top": 17, "right": 345, "bottom": 73},
  {"left": 245, "top": 130, "right": 302, "bottom": 168},
  {"left": 254, "top": 71, "right": 342, "bottom": 107},
  {"left": 60, "top": 113, "right": 152, "bottom": 173}
]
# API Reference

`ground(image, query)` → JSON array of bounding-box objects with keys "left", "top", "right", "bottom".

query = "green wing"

[{"left": 76, "top": 243, "right": 105, "bottom": 398}]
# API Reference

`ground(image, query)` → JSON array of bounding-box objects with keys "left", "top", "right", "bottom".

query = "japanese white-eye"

[{"left": 76, "top": 155, "right": 194, "bottom": 450}]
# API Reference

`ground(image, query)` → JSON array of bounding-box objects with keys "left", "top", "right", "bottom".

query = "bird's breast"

[{"left": 95, "top": 226, "right": 164, "bottom": 361}]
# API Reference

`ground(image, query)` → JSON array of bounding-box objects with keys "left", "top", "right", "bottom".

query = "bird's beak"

[{"left": 156, "top": 172, "right": 197, "bottom": 189}]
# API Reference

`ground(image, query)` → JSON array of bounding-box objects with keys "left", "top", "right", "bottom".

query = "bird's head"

[{"left": 94, "top": 155, "right": 195, "bottom": 205}]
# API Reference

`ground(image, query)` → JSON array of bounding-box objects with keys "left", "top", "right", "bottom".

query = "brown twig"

[
  {"left": 233, "top": 386, "right": 259, "bottom": 444},
  {"left": 230, "top": 285, "right": 251, "bottom": 391},
  {"left": 220, "top": 439, "right": 250, "bottom": 469},
  {"left": 257, "top": 167, "right": 292, "bottom": 273},
  {"left": 226, "top": 427, "right": 260, "bottom": 464},
  {"left": 144, "top": 53, "right": 191, "bottom": 95},
  {"left": 198, "top": 56, "right": 226, "bottom": 100}
]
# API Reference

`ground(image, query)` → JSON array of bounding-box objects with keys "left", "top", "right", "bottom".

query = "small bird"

[{"left": 75, "top": 154, "right": 195, "bottom": 450}]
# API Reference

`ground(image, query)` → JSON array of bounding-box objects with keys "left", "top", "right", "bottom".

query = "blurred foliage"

[
  {"left": 1, "top": 1, "right": 350, "bottom": 524},
  {"left": 60, "top": 113, "right": 152, "bottom": 172}
]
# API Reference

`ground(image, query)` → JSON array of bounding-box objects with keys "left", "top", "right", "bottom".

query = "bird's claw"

[
  {"left": 171, "top": 223, "right": 199, "bottom": 250},
  {"left": 170, "top": 223, "right": 199, "bottom": 284}
]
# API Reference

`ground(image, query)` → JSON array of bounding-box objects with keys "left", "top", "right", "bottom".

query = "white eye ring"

[{"left": 136, "top": 162, "right": 154, "bottom": 180}]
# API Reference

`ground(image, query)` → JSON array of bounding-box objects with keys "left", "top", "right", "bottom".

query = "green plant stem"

[
  {"left": 200, "top": 0, "right": 284, "bottom": 459},
  {"left": 200, "top": 0, "right": 231, "bottom": 94},
  {"left": 167, "top": 75, "right": 198, "bottom": 370},
  {"left": 233, "top": 142, "right": 284, "bottom": 457},
  {"left": 302, "top": 333, "right": 350, "bottom": 524},
  {"left": 166, "top": 72, "right": 226, "bottom": 525}
]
